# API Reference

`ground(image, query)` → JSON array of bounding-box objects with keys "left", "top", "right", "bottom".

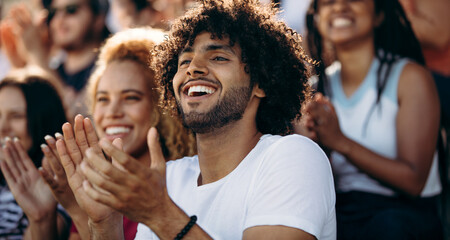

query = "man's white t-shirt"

[{"left": 135, "top": 134, "right": 336, "bottom": 240}]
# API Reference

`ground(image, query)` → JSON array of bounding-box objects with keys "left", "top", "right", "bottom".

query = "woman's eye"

[
  {"left": 125, "top": 96, "right": 141, "bottom": 101},
  {"left": 96, "top": 97, "right": 108, "bottom": 102},
  {"left": 11, "top": 113, "right": 25, "bottom": 119}
]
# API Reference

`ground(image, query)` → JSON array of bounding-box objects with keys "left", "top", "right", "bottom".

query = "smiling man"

[{"left": 72, "top": 0, "right": 336, "bottom": 239}]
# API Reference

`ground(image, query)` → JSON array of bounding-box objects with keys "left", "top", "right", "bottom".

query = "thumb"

[
  {"left": 147, "top": 127, "right": 166, "bottom": 174},
  {"left": 112, "top": 138, "right": 123, "bottom": 150},
  {"left": 111, "top": 138, "right": 125, "bottom": 171},
  {"left": 35, "top": 9, "right": 48, "bottom": 27}
]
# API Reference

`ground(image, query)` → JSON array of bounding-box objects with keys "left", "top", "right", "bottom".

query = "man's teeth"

[
  {"left": 105, "top": 127, "right": 131, "bottom": 135},
  {"left": 188, "top": 85, "right": 216, "bottom": 97},
  {"left": 332, "top": 18, "right": 352, "bottom": 28}
]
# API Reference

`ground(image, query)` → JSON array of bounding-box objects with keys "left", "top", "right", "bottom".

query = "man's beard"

[{"left": 178, "top": 85, "right": 252, "bottom": 134}]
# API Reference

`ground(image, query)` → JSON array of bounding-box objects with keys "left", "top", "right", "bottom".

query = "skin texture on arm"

[
  {"left": 304, "top": 63, "right": 440, "bottom": 196},
  {"left": 0, "top": 138, "right": 68, "bottom": 240}
]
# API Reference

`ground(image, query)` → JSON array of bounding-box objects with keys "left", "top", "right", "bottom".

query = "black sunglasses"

[{"left": 47, "top": 4, "right": 81, "bottom": 24}]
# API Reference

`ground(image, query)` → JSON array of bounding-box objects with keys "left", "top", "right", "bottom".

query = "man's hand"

[{"left": 81, "top": 127, "right": 169, "bottom": 224}]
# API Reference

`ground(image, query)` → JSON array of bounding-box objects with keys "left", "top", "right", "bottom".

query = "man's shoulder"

[
  {"left": 260, "top": 134, "right": 324, "bottom": 154},
  {"left": 257, "top": 134, "right": 330, "bottom": 170}
]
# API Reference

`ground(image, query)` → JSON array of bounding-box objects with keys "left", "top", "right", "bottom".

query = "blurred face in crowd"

[
  {"left": 316, "top": 0, "right": 381, "bottom": 46},
  {"left": 111, "top": 0, "right": 139, "bottom": 29},
  {"left": 93, "top": 60, "right": 155, "bottom": 157},
  {"left": 0, "top": 86, "right": 33, "bottom": 152},
  {"left": 49, "top": 0, "right": 98, "bottom": 50}
]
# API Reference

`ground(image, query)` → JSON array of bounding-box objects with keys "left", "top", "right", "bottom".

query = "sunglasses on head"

[{"left": 47, "top": 3, "right": 82, "bottom": 24}]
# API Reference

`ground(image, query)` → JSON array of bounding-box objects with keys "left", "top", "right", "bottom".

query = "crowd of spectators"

[{"left": 0, "top": 0, "right": 448, "bottom": 239}]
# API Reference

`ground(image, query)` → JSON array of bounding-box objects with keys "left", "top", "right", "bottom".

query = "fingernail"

[
  {"left": 55, "top": 132, "right": 63, "bottom": 139},
  {"left": 13, "top": 137, "right": 19, "bottom": 142},
  {"left": 44, "top": 135, "right": 55, "bottom": 144},
  {"left": 40, "top": 144, "right": 49, "bottom": 152},
  {"left": 4, "top": 137, "right": 11, "bottom": 143}
]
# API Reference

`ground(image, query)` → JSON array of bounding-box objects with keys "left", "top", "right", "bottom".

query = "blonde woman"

[{"left": 40, "top": 27, "right": 196, "bottom": 240}]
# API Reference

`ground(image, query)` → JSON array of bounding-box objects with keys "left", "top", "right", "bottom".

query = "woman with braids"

[
  {"left": 302, "top": 0, "right": 442, "bottom": 239},
  {"left": 38, "top": 27, "right": 196, "bottom": 240}
]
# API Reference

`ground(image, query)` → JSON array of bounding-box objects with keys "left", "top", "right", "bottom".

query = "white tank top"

[{"left": 327, "top": 58, "right": 441, "bottom": 197}]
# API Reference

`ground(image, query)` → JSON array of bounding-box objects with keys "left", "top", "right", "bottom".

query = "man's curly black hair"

[{"left": 152, "top": 0, "right": 312, "bottom": 135}]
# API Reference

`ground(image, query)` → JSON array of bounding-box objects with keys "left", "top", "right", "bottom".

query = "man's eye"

[
  {"left": 213, "top": 56, "right": 228, "bottom": 61},
  {"left": 320, "top": 0, "right": 335, "bottom": 5},
  {"left": 179, "top": 59, "right": 191, "bottom": 66}
]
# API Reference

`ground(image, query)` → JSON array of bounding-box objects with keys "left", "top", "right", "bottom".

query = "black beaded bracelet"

[{"left": 174, "top": 215, "right": 197, "bottom": 240}]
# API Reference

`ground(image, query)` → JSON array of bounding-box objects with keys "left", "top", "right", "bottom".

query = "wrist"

[
  {"left": 88, "top": 214, "right": 123, "bottom": 240},
  {"left": 143, "top": 198, "right": 187, "bottom": 236},
  {"left": 27, "top": 207, "right": 57, "bottom": 223},
  {"left": 335, "top": 135, "right": 352, "bottom": 156}
]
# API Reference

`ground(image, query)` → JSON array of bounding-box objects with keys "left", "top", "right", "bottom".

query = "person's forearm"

[
  {"left": 144, "top": 199, "right": 212, "bottom": 240},
  {"left": 335, "top": 136, "right": 429, "bottom": 196},
  {"left": 68, "top": 209, "right": 90, "bottom": 240},
  {"left": 25, "top": 210, "right": 58, "bottom": 240},
  {"left": 89, "top": 213, "right": 124, "bottom": 240}
]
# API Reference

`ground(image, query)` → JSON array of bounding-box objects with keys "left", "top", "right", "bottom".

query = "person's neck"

[
  {"left": 63, "top": 41, "right": 100, "bottom": 74},
  {"left": 335, "top": 39, "right": 375, "bottom": 97},
  {"left": 195, "top": 112, "right": 262, "bottom": 186}
]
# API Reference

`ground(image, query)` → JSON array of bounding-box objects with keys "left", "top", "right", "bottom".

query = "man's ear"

[{"left": 253, "top": 84, "right": 266, "bottom": 98}]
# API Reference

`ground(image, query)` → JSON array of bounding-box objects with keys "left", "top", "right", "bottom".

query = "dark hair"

[
  {"left": 45, "top": 0, "right": 110, "bottom": 40},
  {"left": 0, "top": 78, "right": 67, "bottom": 169},
  {"left": 44, "top": 0, "right": 109, "bottom": 14},
  {"left": 152, "top": 0, "right": 312, "bottom": 135},
  {"left": 133, "top": 0, "right": 150, "bottom": 11},
  {"left": 306, "top": 0, "right": 424, "bottom": 99}
]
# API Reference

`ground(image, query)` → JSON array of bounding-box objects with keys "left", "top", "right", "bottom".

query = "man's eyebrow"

[
  {"left": 179, "top": 44, "right": 236, "bottom": 55},
  {"left": 204, "top": 44, "right": 236, "bottom": 54},
  {"left": 180, "top": 46, "right": 193, "bottom": 55}
]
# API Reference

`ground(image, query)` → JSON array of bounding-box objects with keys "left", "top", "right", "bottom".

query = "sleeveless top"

[{"left": 327, "top": 57, "right": 441, "bottom": 197}]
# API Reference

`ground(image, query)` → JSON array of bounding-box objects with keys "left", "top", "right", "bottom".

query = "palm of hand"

[
  {"left": 69, "top": 160, "right": 115, "bottom": 222},
  {"left": 9, "top": 166, "right": 57, "bottom": 221}
]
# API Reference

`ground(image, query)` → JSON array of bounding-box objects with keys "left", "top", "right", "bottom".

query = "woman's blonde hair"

[{"left": 87, "top": 27, "right": 196, "bottom": 160}]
